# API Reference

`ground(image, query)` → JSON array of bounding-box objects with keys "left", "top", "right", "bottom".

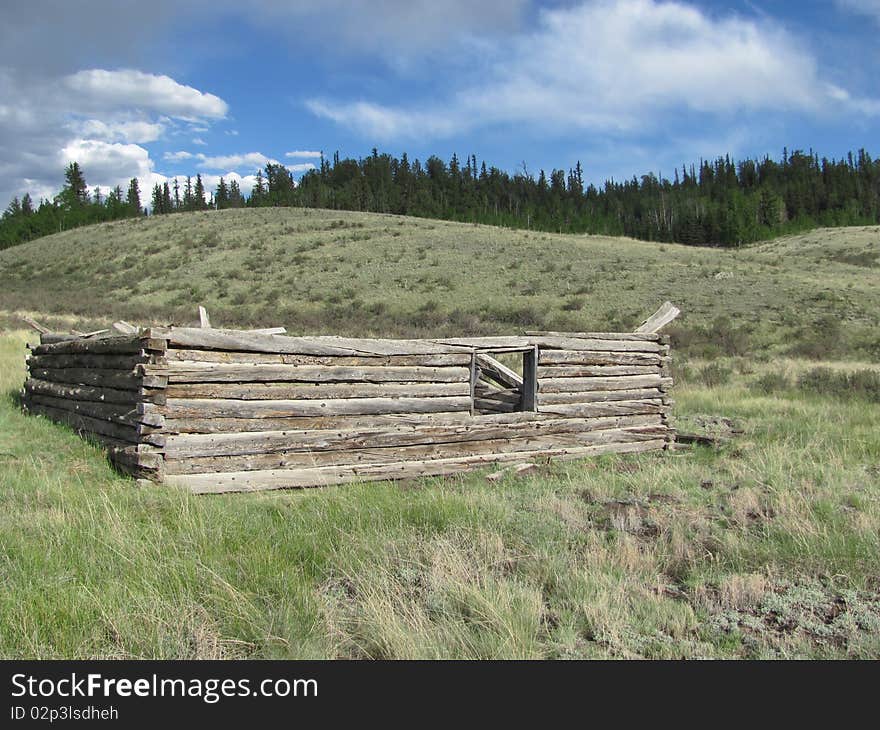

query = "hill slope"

[{"left": 1, "top": 208, "right": 878, "bottom": 357}]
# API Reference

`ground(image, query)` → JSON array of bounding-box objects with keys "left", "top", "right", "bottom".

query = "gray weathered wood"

[
  {"left": 536, "top": 388, "right": 665, "bottom": 405},
  {"left": 166, "top": 427, "right": 667, "bottom": 475},
  {"left": 525, "top": 331, "right": 660, "bottom": 341},
  {"left": 537, "top": 375, "right": 671, "bottom": 393},
  {"left": 538, "top": 350, "right": 662, "bottom": 366},
  {"left": 163, "top": 349, "right": 472, "bottom": 366},
  {"left": 165, "top": 380, "right": 471, "bottom": 400},
  {"left": 27, "top": 352, "right": 153, "bottom": 371},
  {"left": 167, "top": 439, "right": 667, "bottom": 493},
  {"left": 32, "top": 336, "right": 166, "bottom": 357},
  {"left": 23, "top": 401, "right": 165, "bottom": 446},
  {"left": 537, "top": 400, "right": 664, "bottom": 417},
  {"left": 635, "top": 301, "right": 680, "bottom": 334},
  {"left": 24, "top": 378, "right": 166, "bottom": 405},
  {"left": 198, "top": 306, "right": 211, "bottom": 329},
  {"left": 162, "top": 395, "right": 473, "bottom": 419},
  {"left": 143, "top": 363, "right": 470, "bottom": 384},
  {"left": 475, "top": 353, "right": 523, "bottom": 390},
  {"left": 537, "top": 364, "right": 657, "bottom": 377},
  {"left": 29, "top": 367, "right": 166, "bottom": 390},
  {"left": 163, "top": 413, "right": 664, "bottom": 458},
  {"left": 433, "top": 336, "right": 662, "bottom": 352},
  {"left": 25, "top": 393, "right": 163, "bottom": 428},
  {"left": 113, "top": 320, "right": 139, "bottom": 334}
]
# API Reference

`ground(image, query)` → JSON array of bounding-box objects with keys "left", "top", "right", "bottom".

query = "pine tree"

[
  {"left": 126, "top": 178, "right": 141, "bottom": 215},
  {"left": 193, "top": 174, "right": 206, "bottom": 209}
]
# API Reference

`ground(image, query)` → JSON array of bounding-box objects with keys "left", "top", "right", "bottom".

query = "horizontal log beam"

[
  {"left": 538, "top": 375, "right": 671, "bottom": 393},
  {"left": 31, "top": 336, "right": 166, "bottom": 357},
  {"left": 29, "top": 367, "right": 166, "bottom": 390},
  {"left": 537, "top": 400, "right": 665, "bottom": 418},
  {"left": 163, "top": 413, "right": 664, "bottom": 458},
  {"left": 166, "top": 426, "right": 668, "bottom": 475},
  {"left": 166, "top": 439, "right": 668, "bottom": 493},
  {"left": 164, "top": 349, "right": 472, "bottom": 367},
  {"left": 537, "top": 365, "right": 657, "bottom": 377},
  {"left": 161, "top": 396, "right": 473, "bottom": 419},
  {"left": 23, "top": 378, "right": 166, "bottom": 406},
  {"left": 142, "top": 363, "right": 470, "bottom": 384},
  {"left": 165, "top": 381, "right": 471, "bottom": 400},
  {"left": 538, "top": 351, "right": 662, "bottom": 366}
]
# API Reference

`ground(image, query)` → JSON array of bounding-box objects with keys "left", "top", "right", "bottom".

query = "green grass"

[
  {"left": 2, "top": 329, "right": 878, "bottom": 659},
  {"left": 0, "top": 209, "right": 878, "bottom": 359}
]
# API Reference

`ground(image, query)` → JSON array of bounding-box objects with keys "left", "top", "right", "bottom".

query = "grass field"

[{"left": 1, "top": 213, "right": 879, "bottom": 658}]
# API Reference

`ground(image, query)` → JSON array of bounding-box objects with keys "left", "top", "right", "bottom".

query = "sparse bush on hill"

[{"left": 797, "top": 368, "right": 880, "bottom": 402}]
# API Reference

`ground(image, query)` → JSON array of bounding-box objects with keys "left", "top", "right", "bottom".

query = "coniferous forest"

[{"left": 2, "top": 147, "right": 879, "bottom": 251}]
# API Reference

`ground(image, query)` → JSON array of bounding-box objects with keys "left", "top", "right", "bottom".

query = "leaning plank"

[
  {"left": 22, "top": 316, "right": 50, "bottom": 334},
  {"left": 164, "top": 349, "right": 472, "bottom": 366},
  {"left": 32, "top": 336, "right": 166, "bottom": 357},
  {"left": 168, "top": 440, "right": 667, "bottom": 494},
  {"left": 29, "top": 367, "right": 166, "bottom": 390},
  {"left": 635, "top": 301, "right": 680, "bottom": 334},
  {"left": 538, "top": 375, "right": 671, "bottom": 393},
  {"left": 113, "top": 320, "right": 139, "bottom": 335},
  {"left": 475, "top": 353, "right": 523, "bottom": 389},
  {"left": 163, "top": 414, "right": 664, "bottom": 458},
  {"left": 538, "top": 350, "right": 662, "bottom": 366},
  {"left": 165, "top": 381, "right": 471, "bottom": 400},
  {"left": 145, "top": 363, "right": 471, "bottom": 384},
  {"left": 198, "top": 306, "right": 211, "bottom": 329},
  {"left": 162, "top": 396, "right": 473, "bottom": 419},
  {"left": 166, "top": 427, "right": 668, "bottom": 475}
]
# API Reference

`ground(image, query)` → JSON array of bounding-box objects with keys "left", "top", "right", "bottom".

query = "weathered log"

[
  {"left": 145, "top": 327, "right": 470, "bottom": 356},
  {"left": 164, "top": 349, "right": 472, "bottom": 366},
  {"left": 163, "top": 413, "right": 664, "bottom": 458},
  {"left": 536, "top": 365, "right": 658, "bottom": 377},
  {"left": 162, "top": 395, "right": 473, "bottom": 419},
  {"left": 23, "top": 401, "right": 165, "bottom": 446},
  {"left": 25, "top": 393, "right": 163, "bottom": 428},
  {"left": 29, "top": 367, "right": 166, "bottom": 390},
  {"left": 26, "top": 352, "right": 154, "bottom": 371},
  {"left": 536, "top": 388, "right": 664, "bottom": 405},
  {"left": 538, "top": 350, "right": 662, "bottom": 366},
  {"left": 537, "top": 400, "right": 665, "bottom": 417},
  {"left": 166, "top": 427, "right": 668, "bottom": 475},
  {"left": 164, "top": 380, "right": 471, "bottom": 401},
  {"left": 525, "top": 331, "right": 660, "bottom": 341},
  {"left": 32, "top": 336, "right": 166, "bottom": 357},
  {"left": 167, "top": 439, "right": 668, "bottom": 494},
  {"left": 537, "top": 375, "right": 671, "bottom": 393},
  {"left": 143, "top": 363, "right": 470, "bottom": 384},
  {"left": 433, "top": 336, "right": 663, "bottom": 352},
  {"left": 23, "top": 378, "right": 166, "bottom": 405},
  {"left": 162, "top": 409, "right": 591, "bottom": 434}
]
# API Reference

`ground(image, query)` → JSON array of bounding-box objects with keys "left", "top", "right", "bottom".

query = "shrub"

[
  {"left": 750, "top": 372, "right": 791, "bottom": 395},
  {"left": 797, "top": 368, "right": 880, "bottom": 402},
  {"left": 697, "top": 362, "right": 732, "bottom": 387}
]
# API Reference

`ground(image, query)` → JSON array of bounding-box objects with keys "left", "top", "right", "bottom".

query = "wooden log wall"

[
  {"left": 20, "top": 333, "right": 170, "bottom": 480},
  {"left": 20, "top": 326, "right": 675, "bottom": 494}
]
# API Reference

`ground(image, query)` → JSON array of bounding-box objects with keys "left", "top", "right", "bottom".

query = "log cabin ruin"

[{"left": 20, "top": 303, "right": 680, "bottom": 494}]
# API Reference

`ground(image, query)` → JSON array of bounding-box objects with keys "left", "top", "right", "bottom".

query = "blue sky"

[{"left": 2, "top": 0, "right": 879, "bottom": 205}]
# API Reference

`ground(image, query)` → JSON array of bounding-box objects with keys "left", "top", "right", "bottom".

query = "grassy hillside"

[{"left": 0, "top": 209, "right": 878, "bottom": 359}]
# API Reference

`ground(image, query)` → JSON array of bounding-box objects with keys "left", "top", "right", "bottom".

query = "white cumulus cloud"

[{"left": 308, "top": 0, "right": 880, "bottom": 140}]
